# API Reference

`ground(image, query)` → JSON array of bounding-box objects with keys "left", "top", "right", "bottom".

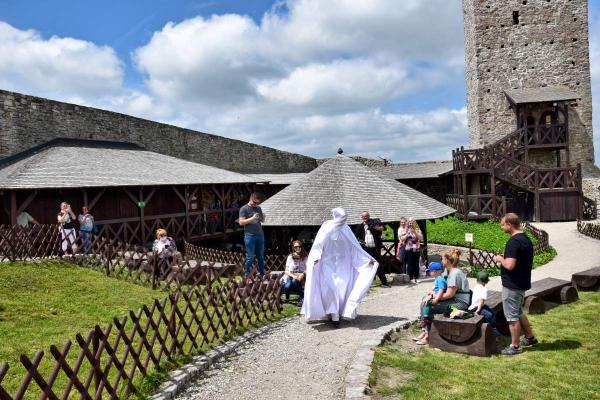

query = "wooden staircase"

[{"left": 450, "top": 124, "right": 584, "bottom": 221}]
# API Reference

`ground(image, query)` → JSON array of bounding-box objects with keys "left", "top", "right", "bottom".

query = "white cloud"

[{"left": 0, "top": 22, "right": 123, "bottom": 99}]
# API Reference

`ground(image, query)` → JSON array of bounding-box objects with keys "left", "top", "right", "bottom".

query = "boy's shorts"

[{"left": 502, "top": 286, "right": 525, "bottom": 322}]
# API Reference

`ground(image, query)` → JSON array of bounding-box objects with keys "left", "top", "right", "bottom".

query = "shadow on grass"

[{"left": 530, "top": 339, "right": 582, "bottom": 352}]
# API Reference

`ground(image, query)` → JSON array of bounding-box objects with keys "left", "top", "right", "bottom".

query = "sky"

[{"left": 0, "top": 0, "right": 599, "bottom": 164}]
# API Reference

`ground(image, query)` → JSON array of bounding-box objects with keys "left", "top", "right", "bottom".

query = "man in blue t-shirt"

[
  {"left": 494, "top": 213, "right": 538, "bottom": 356},
  {"left": 238, "top": 193, "right": 266, "bottom": 277}
]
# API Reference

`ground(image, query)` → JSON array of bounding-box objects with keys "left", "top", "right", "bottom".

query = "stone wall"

[
  {"left": 463, "top": 0, "right": 596, "bottom": 173},
  {"left": 0, "top": 90, "right": 317, "bottom": 174}
]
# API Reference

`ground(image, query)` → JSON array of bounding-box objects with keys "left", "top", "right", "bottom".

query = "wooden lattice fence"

[
  {"left": 0, "top": 225, "right": 284, "bottom": 400},
  {"left": 577, "top": 220, "right": 600, "bottom": 241},
  {"left": 466, "top": 222, "right": 550, "bottom": 270},
  {"left": 0, "top": 273, "right": 282, "bottom": 400},
  {"left": 183, "top": 241, "right": 287, "bottom": 273}
]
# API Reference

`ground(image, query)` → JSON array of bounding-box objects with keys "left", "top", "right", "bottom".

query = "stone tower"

[{"left": 463, "top": 0, "right": 596, "bottom": 173}]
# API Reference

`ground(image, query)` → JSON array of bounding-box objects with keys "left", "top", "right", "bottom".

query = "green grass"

[
  {"left": 369, "top": 291, "right": 600, "bottom": 400},
  {"left": 427, "top": 216, "right": 557, "bottom": 273},
  {"left": 427, "top": 216, "right": 535, "bottom": 252},
  {"left": 0, "top": 260, "right": 300, "bottom": 399}
]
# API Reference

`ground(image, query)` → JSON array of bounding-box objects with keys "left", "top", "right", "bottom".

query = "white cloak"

[{"left": 301, "top": 208, "right": 378, "bottom": 321}]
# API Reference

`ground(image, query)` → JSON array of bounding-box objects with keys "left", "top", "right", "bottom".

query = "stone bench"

[
  {"left": 523, "top": 277, "right": 579, "bottom": 314},
  {"left": 571, "top": 267, "right": 600, "bottom": 291},
  {"left": 429, "top": 289, "right": 505, "bottom": 356}
]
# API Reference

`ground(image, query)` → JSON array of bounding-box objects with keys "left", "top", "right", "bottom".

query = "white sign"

[{"left": 465, "top": 233, "right": 473, "bottom": 243}]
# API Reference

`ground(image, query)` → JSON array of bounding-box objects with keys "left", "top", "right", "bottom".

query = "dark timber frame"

[
  {"left": 0, "top": 183, "right": 257, "bottom": 245},
  {"left": 449, "top": 97, "right": 585, "bottom": 222}
]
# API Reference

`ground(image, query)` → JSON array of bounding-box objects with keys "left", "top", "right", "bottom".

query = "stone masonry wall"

[
  {"left": 463, "top": 0, "right": 596, "bottom": 173},
  {"left": 0, "top": 90, "right": 317, "bottom": 174}
]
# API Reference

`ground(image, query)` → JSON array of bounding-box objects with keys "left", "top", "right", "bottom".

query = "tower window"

[{"left": 513, "top": 11, "right": 519, "bottom": 25}]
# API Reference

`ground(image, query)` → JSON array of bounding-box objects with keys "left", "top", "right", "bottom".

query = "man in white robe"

[{"left": 301, "top": 208, "right": 378, "bottom": 327}]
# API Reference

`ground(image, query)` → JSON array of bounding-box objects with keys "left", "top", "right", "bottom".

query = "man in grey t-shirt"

[{"left": 238, "top": 193, "right": 266, "bottom": 277}]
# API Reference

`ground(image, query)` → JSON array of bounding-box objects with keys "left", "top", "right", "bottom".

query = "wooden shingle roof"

[
  {"left": 504, "top": 87, "right": 579, "bottom": 104},
  {"left": 375, "top": 160, "right": 453, "bottom": 180},
  {"left": 0, "top": 139, "right": 262, "bottom": 189},
  {"left": 261, "top": 155, "right": 455, "bottom": 226}
]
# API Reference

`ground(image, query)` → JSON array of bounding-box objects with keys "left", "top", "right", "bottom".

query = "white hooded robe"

[{"left": 301, "top": 208, "right": 378, "bottom": 321}]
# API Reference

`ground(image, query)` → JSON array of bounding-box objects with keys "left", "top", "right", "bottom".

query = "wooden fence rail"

[
  {"left": 0, "top": 273, "right": 282, "bottom": 400},
  {"left": 466, "top": 222, "right": 550, "bottom": 270},
  {"left": 0, "top": 225, "right": 283, "bottom": 400},
  {"left": 577, "top": 220, "right": 600, "bottom": 241}
]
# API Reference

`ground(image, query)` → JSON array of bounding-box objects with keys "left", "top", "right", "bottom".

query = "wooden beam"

[
  {"left": 10, "top": 191, "right": 17, "bottom": 225},
  {"left": 144, "top": 187, "right": 157, "bottom": 205},
  {"left": 172, "top": 186, "right": 187, "bottom": 205},
  {"left": 16, "top": 190, "right": 38, "bottom": 214},
  {"left": 88, "top": 188, "right": 106, "bottom": 210},
  {"left": 123, "top": 187, "right": 139, "bottom": 206}
]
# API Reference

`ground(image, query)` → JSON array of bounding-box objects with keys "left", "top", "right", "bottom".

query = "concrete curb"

[
  {"left": 344, "top": 318, "right": 418, "bottom": 399},
  {"left": 149, "top": 319, "right": 289, "bottom": 400}
]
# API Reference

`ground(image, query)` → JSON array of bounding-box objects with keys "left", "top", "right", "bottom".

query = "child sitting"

[
  {"left": 468, "top": 271, "right": 501, "bottom": 336},
  {"left": 414, "top": 262, "right": 446, "bottom": 345}
]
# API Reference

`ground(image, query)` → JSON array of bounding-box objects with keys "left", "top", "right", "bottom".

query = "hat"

[
  {"left": 427, "top": 262, "right": 442, "bottom": 271},
  {"left": 477, "top": 271, "right": 490, "bottom": 283}
]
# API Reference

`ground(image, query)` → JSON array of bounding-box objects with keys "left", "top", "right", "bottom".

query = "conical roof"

[{"left": 261, "top": 155, "right": 455, "bottom": 226}]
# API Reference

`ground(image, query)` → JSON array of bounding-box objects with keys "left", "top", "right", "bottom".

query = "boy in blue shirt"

[{"left": 414, "top": 262, "right": 446, "bottom": 344}]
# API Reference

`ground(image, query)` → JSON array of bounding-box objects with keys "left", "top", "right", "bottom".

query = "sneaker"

[
  {"left": 501, "top": 344, "right": 523, "bottom": 356},
  {"left": 415, "top": 279, "right": 420, "bottom": 284},
  {"left": 415, "top": 340, "right": 428, "bottom": 345},
  {"left": 520, "top": 336, "right": 539, "bottom": 347},
  {"left": 331, "top": 320, "right": 341, "bottom": 329},
  {"left": 380, "top": 284, "right": 391, "bottom": 288}
]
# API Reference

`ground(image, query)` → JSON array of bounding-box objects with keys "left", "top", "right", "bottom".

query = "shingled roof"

[
  {"left": 504, "top": 87, "right": 579, "bottom": 104},
  {"left": 375, "top": 160, "right": 453, "bottom": 180},
  {"left": 261, "top": 155, "right": 455, "bottom": 226},
  {"left": 0, "top": 138, "right": 262, "bottom": 189}
]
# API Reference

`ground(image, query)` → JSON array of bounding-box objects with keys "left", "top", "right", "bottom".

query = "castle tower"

[{"left": 463, "top": 0, "right": 596, "bottom": 173}]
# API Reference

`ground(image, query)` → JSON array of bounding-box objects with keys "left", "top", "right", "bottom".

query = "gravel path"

[{"left": 175, "top": 221, "right": 600, "bottom": 400}]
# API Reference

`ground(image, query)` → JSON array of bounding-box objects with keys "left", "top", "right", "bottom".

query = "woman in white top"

[{"left": 282, "top": 240, "right": 308, "bottom": 302}]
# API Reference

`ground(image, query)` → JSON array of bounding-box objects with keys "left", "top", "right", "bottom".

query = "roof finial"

[{"left": 337, "top": 148, "right": 343, "bottom": 155}]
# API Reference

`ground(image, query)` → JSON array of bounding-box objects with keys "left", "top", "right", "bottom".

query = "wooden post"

[
  {"left": 10, "top": 191, "right": 16, "bottom": 225},
  {"left": 92, "top": 330, "right": 101, "bottom": 397},
  {"left": 564, "top": 102, "right": 570, "bottom": 167},
  {"left": 184, "top": 186, "right": 190, "bottom": 239},
  {"left": 577, "top": 163, "right": 583, "bottom": 220},
  {"left": 139, "top": 188, "right": 145, "bottom": 244},
  {"left": 534, "top": 172, "right": 541, "bottom": 222}
]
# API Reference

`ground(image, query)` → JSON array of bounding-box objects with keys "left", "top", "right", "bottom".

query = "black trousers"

[
  {"left": 363, "top": 246, "right": 389, "bottom": 285},
  {"left": 405, "top": 250, "right": 420, "bottom": 280}
]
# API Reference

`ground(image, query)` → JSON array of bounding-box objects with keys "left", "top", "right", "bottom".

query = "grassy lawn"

[
  {"left": 427, "top": 216, "right": 557, "bottom": 270},
  {"left": 369, "top": 291, "right": 600, "bottom": 400},
  {"left": 0, "top": 260, "right": 299, "bottom": 398}
]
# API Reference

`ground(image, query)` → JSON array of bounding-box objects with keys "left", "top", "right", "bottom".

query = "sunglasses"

[{"left": 293, "top": 245, "right": 302, "bottom": 249}]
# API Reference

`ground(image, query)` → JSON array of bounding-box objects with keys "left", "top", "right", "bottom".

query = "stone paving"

[{"left": 171, "top": 221, "right": 600, "bottom": 400}]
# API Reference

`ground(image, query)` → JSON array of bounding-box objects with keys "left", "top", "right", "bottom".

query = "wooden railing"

[
  {"left": 183, "top": 241, "right": 288, "bottom": 272},
  {"left": 0, "top": 225, "right": 284, "bottom": 400},
  {"left": 466, "top": 222, "right": 550, "bottom": 270},
  {"left": 446, "top": 194, "right": 506, "bottom": 219},
  {"left": 577, "top": 220, "right": 600, "bottom": 241},
  {"left": 0, "top": 273, "right": 282, "bottom": 400}
]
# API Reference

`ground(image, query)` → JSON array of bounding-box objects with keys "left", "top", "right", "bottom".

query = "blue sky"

[{"left": 0, "top": 0, "right": 598, "bottom": 164}]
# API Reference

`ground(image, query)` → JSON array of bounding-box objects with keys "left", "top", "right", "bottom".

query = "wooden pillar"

[
  {"left": 417, "top": 219, "right": 428, "bottom": 265},
  {"left": 83, "top": 189, "right": 89, "bottom": 207},
  {"left": 139, "top": 188, "right": 145, "bottom": 244},
  {"left": 564, "top": 103, "right": 570, "bottom": 167},
  {"left": 221, "top": 185, "right": 227, "bottom": 243},
  {"left": 577, "top": 163, "right": 583, "bottom": 220},
  {"left": 10, "top": 191, "right": 17, "bottom": 226},
  {"left": 184, "top": 186, "right": 190, "bottom": 240}
]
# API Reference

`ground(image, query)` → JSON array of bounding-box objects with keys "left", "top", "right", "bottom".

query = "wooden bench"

[
  {"left": 523, "top": 277, "right": 579, "bottom": 314},
  {"left": 429, "top": 289, "right": 505, "bottom": 356},
  {"left": 571, "top": 267, "right": 600, "bottom": 291}
]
